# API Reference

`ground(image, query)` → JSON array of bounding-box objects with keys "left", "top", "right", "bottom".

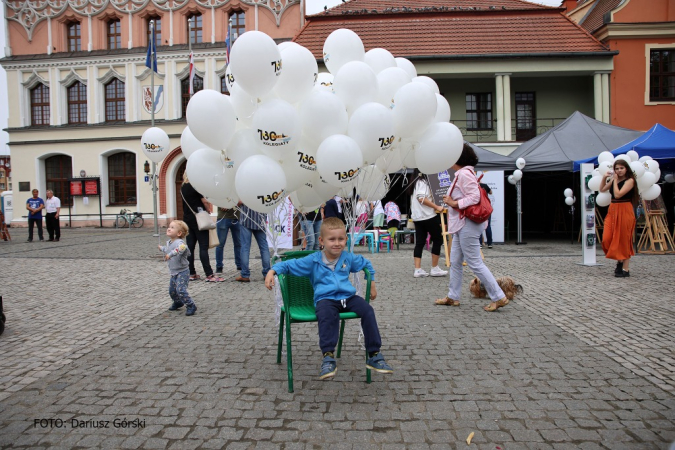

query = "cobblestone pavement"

[{"left": 0, "top": 228, "right": 674, "bottom": 449}]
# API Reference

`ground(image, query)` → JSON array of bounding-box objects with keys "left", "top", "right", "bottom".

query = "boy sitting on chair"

[{"left": 265, "top": 217, "right": 393, "bottom": 380}]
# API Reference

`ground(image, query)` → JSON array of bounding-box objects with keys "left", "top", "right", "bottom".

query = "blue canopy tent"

[{"left": 573, "top": 124, "right": 675, "bottom": 171}]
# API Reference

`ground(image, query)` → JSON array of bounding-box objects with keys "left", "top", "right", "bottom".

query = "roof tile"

[{"left": 313, "top": 0, "right": 557, "bottom": 16}]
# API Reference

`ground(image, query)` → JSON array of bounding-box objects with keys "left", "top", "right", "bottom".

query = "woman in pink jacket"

[{"left": 436, "top": 144, "right": 509, "bottom": 312}]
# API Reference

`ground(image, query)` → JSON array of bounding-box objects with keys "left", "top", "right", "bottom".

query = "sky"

[{"left": 0, "top": 0, "right": 563, "bottom": 157}]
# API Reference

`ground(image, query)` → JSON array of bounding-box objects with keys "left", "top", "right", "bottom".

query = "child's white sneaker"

[
  {"left": 414, "top": 268, "right": 429, "bottom": 278},
  {"left": 430, "top": 266, "right": 448, "bottom": 277}
]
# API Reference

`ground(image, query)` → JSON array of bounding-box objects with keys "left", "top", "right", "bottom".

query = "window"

[
  {"left": 147, "top": 17, "right": 162, "bottom": 47},
  {"left": 107, "top": 19, "right": 121, "bottom": 50},
  {"left": 45, "top": 155, "right": 72, "bottom": 206},
  {"left": 108, "top": 152, "right": 137, "bottom": 205},
  {"left": 188, "top": 14, "right": 202, "bottom": 44},
  {"left": 105, "top": 78, "right": 125, "bottom": 122},
  {"left": 67, "top": 82, "right": 87, "bottom": 124},
  {"left": 30, "top": 84, "right": 50, "bottom": 126},
  {"left": 67, "top": 22, "right": 81, "bottom": 52},
  {"left": 0, "top": 183, "right": 5, "bottom": 190},
  {"left": 220, "top": 76, "right": 229, "bottom": 95},
  {"left": 650, "top": 49, "right": 675, "bottom": 102},
  {"left": 465, "top": 93, "right": 492, "bottom": 130},
  {"left": 181, "top": 74, "right": 204, "bottom": 116},
  {"left": 230, "top": 11, "right": 245, "bottom": 42}
]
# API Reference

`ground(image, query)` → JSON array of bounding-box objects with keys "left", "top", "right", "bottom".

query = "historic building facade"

[{"left": 2, "top": 0, "right": 303, "bottom": 226}]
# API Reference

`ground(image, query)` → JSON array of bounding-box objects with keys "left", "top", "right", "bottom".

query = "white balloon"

[
  {"left": 229, "top": 31, "right": 281, "bottom": 98},
  {"left": 598, "top": 161, "right": 613, "bottom": 177},
  {"left": 565, "top": 197, "right": 574, "bottom": 206},
  {"left": 141, "top": 127, "right": 171, "bottom": 163},
  {"left": 595, "top": 191, "right": 611, "bottom": 207},
  {"left": 229, "top": 83, "right": 258, "bottom": 126},
  {"left": 626, "top": 150, "right": 639, "bottom": 162},
  {"left": 252, "top": 99, "right": 302, "bottom": 162},
  {"left": 516, "top": 157, "right": 526, "bottom": 170},
  {"left": 397, "top": 138, "right": 418, "bottom": 169},
  {"left": 376, "top": 67, "right": 412, "bottom": 108},
  {"left": 393, "top": 82, "right": 437, "bottom": 139},
  {"left": 592, "top": 169, "right": 601, "bottom": 177},
  {"left": 235, "top": 154, "right": 287, "bottom": 213},
  {"left": 512, "top": 169, "right": 523, "bottom": 182},
  {"left": 654, "top": 168, "right": 661, "bottom": 181},
  {"left": 281, "top": 137, "right": 318, "bottom": 192},
  {"left": 415, "top": 122, "right": 463, "bottom": 175},
  {"left": 395, "top": 57, "right": 417, "bottom": 79},
  {"left": 375, "top": 148, "right": 404, "bottom": 173},
  {"left": 224, "top": 65, "right": 236, "bottom": 92},
  {"left": 642, "top": 183, "right": 661, "bottom": 201},
  {"left": 355, "top": 165, "right": 389, "bottom": 201},
  {"left": 587, "top": 176, "right": 602, "bottom": 192},
  {"left": 180, "top": 127, "right": 208, "bottom": 161},
  {"left": 664, "top": 173, "right": 675, "bottom": 183},
  {"left": 615, "top": 154, "right": 631, "bottom": 164},
  {"left": 314, "top": 72, "right": 335, "bottom": 93},
  {"left": 347, "top": 102, "right": 395, "bottom": 165},
  {"left": 274, "top": 44, "right": 318, "bottom": 104},
  {"left": 645, "top": 159, "right": 660, "bottom": 173},
  {"left": 277, "top": 41, "right": 295, "bottom": 51},
  {"left": 186, "top": 89, "right": 237, "bottom": 150},
  {"left": 564, "top": 188, "right": 573, "bottom": 198},
  {"left": 289, "top": 189, "right": 322, "bottom": 214},
  {"left": 333, "top": 61, "right": 378, "bottom": 114},
  {"left": 507, "top": 175, "right": 516, "bottom": 185},
  {"left": 311, "top": 173, "right": 340, "bottom": 201},
  {"left": 364, "top": 48, "right": 396, "bottom": 74},
  {"left": 186, "top": 148, "right": 236, "bottom": 201},
  {"left": 638, "top": 155, "right": 653, "bottom": 163},
  {"left": 433, "top": 94, "right": 451, "bottom": 123},
  {"left": 629, "top": 160, "right": 645, "bottom": 178},
  {"left": 323, "top": 28, "right": 365, "bottom": 75},
  {"left": 207, "top": 196, "right": 239, "bottom": 209},
  {"left": 316, "top": 135, "right": 363, "bottom": 187},
  {"left": 225, "top": 128, "right": 262, "bottom": 170},
  {"left": 637, "top": 171, "right": 656, "bottom": 190},
  {"left": 597, "top": 151, "right": 615, "bottom": 164},
  {"left": 299, "top": 90, "right": 348, "bottom": 144},
  {"left": 413, "top": 76, "right": 440, "bottom": 95}
]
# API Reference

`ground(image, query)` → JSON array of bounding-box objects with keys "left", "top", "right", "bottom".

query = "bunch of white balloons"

[
  {"left": 179, "top": 28, "right": 463, "bottom": 213},
  {"left": 507, "top": 157, "right": 526, "bottom": 185},
  {"left": 586, "top": 150, "right": 662, "bottom": 206},
  {"left": 563, "top": 188, "right": 575, "bottom": 206}
]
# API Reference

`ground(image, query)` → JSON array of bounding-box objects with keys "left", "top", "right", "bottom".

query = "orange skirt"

[{"left": 602, "top": 202, "right": 635, "bottom": 261}]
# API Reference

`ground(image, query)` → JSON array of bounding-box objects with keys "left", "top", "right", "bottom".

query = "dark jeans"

[
  {"left": 186, "top": 224, "right": 213, "bottom": 277},
  {"left": 413, "top": 215, "right": 442, "bottom": 258},
  {"left": 28, "top": 218, "right": 43, "bottom": 241},
  {"left": 215, "top": 219, "right": 241, "bottom": 269},
  {"left": 479, "top": 215, "right": 493, "bottom": 246},
  {"left": 45, "top": 212, "right": 60, "bottom": 240},
  {"left": 315, "top": 295, "right": 382, "bottom": 354},
  {"left": 239, "top": 226, "right": 271, "bottom": 279}
]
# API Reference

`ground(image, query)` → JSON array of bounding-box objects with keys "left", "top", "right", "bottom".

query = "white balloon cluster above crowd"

[
  {"left": 175, "top": 28, "right": 463, "bottom": 214},
  {"left": 587, "top": 150, "right": 662, "bottom": 206}
]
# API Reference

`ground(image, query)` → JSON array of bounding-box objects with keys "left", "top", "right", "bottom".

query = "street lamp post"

[{"left": 149, "top": 20, "right": 159, "bottom": 237}]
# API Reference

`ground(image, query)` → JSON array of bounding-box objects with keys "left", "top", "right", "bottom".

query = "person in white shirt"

[
  {"left": 371, "top": 200, "right": 385, "bottom": 230},
  {"left": 44, "top": 190, "right": 61, "bottom": 242}
]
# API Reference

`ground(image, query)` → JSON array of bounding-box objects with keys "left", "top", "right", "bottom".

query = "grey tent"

[
  {"left": 467, "top": 142, "right": 517, "bottom": 171},
  {"left": 506, "top": 111, "right": 643, "bottom": 171}
]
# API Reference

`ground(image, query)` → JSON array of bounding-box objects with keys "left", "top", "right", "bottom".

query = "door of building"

[
  {"left": 175, "top": 161, "right": 186, "bottom": 220},
  {"left": 515, "top": 92, "right": 536, "bottom": 142}
]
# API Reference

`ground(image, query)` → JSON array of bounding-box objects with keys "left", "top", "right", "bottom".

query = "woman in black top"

[{"left": 181, "top": 174, "right": 224, "bottom": 282}]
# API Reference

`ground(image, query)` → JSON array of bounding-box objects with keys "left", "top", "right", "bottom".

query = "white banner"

[
  {"left": 266, "top": 197, "right": 294, "bottom": 249},
  {"left": 579, "top": 163, "right": 599, "bottom": 265},
  {"left": 477, "top": 170, "right": 505, "bottom": 243}
]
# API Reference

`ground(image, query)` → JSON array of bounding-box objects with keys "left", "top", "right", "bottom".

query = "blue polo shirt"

[{"left": 27, "top": 197, "right": 45, "bottom": 219}]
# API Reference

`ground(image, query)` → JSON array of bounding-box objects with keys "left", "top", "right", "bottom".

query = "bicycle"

[{"left": 115, "top": 209, "right": 144, "bottom": 229}]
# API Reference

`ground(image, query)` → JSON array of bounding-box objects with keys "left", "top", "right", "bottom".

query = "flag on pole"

[
  {"left": 145, "top": 22, "right": 157, "bottom": 72},
  {"left": 225, "top": 21, "right": 231, "bottom": 64},
  {"left": 188, "top": 51, "right": 195, "bottom": 95}
]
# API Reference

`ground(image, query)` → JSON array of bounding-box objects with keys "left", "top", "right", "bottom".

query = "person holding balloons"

[{"left": 599, "top": 159, "right": 639, "bottom": 278}]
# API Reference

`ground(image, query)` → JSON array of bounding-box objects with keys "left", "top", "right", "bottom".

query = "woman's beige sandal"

[
  {"left": 484, "top": 298, "right": 509, "bottom": 312},
  {"left": 435, "top": 296, "right": 460, "bottom": 306}
]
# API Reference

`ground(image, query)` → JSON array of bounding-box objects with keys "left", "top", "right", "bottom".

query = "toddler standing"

[{"left": 159, "top": 220, "right": 197, "bottom": 316}]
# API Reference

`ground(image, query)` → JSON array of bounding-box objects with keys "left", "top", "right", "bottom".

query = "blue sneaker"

[
  {"left": 185, "top": 304, "right": 197, "bottom": 316},
  {"left": 169, "top": 301, "right": 184, "bottom": 311},
  {"left": 366, "top": 353, "right": 393, "bottom": 374},
  {"left": 319, "top": 355, "right": 337, "bottom": 380}
]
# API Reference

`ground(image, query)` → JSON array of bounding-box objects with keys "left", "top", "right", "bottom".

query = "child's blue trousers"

[
  {"left": 169, "top": 270, "right": 195, "bottom": 306},
  {"left": 314, "top": 295, "right": 381, "bottom": 355}
]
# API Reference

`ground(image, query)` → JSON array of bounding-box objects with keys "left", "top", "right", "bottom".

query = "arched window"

[
  {"left": 108, "top": 152, "right": 137, "bottom": 205},
  {"left": 181, "top": 74, "right": 203, "bottom": 117},
  {"left": 68, "top": 81, "right": 87, "bottom": 124},
  {"left": 31, "top": 84, "right": 50, "bottom": 126},
  {"left": 230, "top": 11, "right": 245, "bottom": 42},
  {"left": 105, "top": 78, "right": 125, "bottom": 122},
  {"left": 188, "top": 13, "right": 202, "bottom": 44},
  {"left": 45, "top": 155, "right": 72, "bottom": 206}
]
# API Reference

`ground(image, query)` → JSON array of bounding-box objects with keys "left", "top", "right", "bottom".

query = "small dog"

[{"left": 469, "top": 276, "right": 523, "bottom": 300}]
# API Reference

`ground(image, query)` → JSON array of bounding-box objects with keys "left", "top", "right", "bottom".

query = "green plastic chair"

[{"left": 274, "top": 250, "right": 372, "bottom": 393}]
